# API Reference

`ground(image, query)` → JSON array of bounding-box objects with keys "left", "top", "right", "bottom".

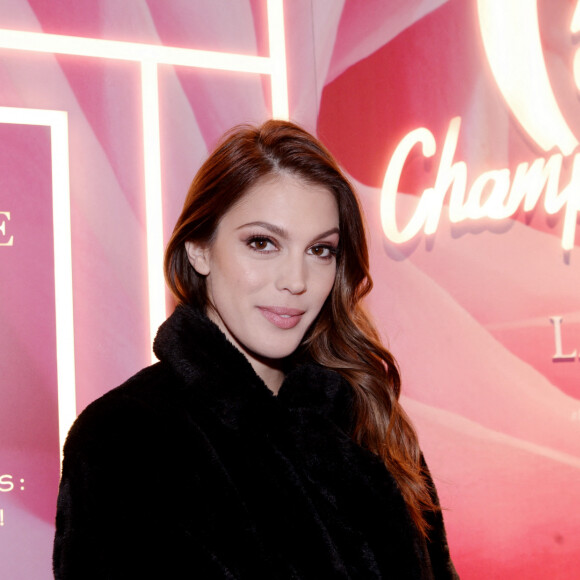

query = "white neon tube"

[
  {"left": 0, "top": 28, "right": 271, "bottom": 73},
  {"left": 141, "top": 62, "right": 166, "bottom": 362},
  {"left": 267, "top": 0, "right": 289, "bottom": 120}
]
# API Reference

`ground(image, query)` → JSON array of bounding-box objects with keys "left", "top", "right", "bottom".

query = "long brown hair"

[{"left": 164, "top": 119, "right": 437, "bottom": 536}]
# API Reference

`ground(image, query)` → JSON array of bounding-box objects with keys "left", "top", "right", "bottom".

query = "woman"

[{"left": 53, "top": 120, "right": 458, "bottom": 579}]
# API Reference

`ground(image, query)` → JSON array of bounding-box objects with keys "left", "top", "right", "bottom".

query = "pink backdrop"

[{"left": 0, "top": 1, "right": 579, "bottom": 578}]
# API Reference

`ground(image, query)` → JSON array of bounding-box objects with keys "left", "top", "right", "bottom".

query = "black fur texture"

[{"left": 53, "top": 305, "right": 458, "bottom": 579}]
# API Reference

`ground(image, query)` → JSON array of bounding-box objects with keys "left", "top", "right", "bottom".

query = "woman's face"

[{"left": 186, "top": 173, "right": 339, "bottom": 379}]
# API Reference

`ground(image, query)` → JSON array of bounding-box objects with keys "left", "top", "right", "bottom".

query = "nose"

[{"left": 276, "top": 253, "right": 307, "bottom": 295}]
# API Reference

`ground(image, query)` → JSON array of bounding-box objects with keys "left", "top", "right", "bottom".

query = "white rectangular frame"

[{"left": 0, "top": 107, "right": 74, "bottom": 462}]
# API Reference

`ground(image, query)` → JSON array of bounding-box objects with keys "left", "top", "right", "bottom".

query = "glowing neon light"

[
  {"left": 0, "top": 107, "right": 75, "bottom": 463},
  {"left": 572, "top": 0, "right": 580, "bottom": 32},
  {"left": 571, "top": 1, "right": 580, "bottom": 93},
  {"left": 381, "top": 125, "right": 438, "bottom": 243},
  {"left": 0, "top": 22, "right": 288, "bottom": 118},
  {"left": 381, "top": 117, "right": 580, "bottom": 250},
  {"left": 267, "top": 0, "right": 289, "bottom": 119},
  {"left": 0, "top": 3, "right": 289, "bottom": 369},
  {"left": 477, "top": 0, "right": 578, "bottom": 155},
  {"left": 0, "top": 29, "right": 271, "bottom": 73},
  {"left": 141, "top": 61, "right": 166, "bottom": 362}
]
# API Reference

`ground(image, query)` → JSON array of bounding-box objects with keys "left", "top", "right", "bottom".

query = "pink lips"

[{"left": 258, "top": 306, "right": 305, "bottom": 329}]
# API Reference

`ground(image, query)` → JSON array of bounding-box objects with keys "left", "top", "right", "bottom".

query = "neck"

[
  {"left": 251, "top": 361, "right": 285, "bottom": 395},
  {"left": 205, "top": 307, "right": 287, "bottom": 394}
]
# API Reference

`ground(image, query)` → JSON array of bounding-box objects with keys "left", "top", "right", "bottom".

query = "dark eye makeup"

[
  {"left": 308, "top": 244, "right": 337, "bottom": 259},
  {"left": 244, "top": 233, "right": 338, "bottom": 260},
  {"left": 246, "top": 235, "right": 277, "bottom": 252}
]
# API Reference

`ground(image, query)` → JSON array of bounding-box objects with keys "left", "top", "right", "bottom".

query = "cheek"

[
  {"left": 313, "top": 265, "right": 337, "bottom": 302},
  {"left": 225, "top": 258, "right": 269, "bottom": 293}
]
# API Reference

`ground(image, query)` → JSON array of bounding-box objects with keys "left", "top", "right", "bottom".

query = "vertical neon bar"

[
  {"left": 267, "top": 0, "right": 289, "bottom": 120},
  {"left": 141, "top": 61, "right": 166, "bottom": 361},
  {"left": 50, "top": 110, "right": 77, "bottom": 462}
]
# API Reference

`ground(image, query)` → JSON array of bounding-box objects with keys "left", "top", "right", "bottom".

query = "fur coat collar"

[{"left": 153, "top": 304, "right": 354, "bottom": 430}]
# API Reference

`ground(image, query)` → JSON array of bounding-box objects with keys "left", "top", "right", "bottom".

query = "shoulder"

[{"left": 62, "top": 362, "right": 190, "bottom": 461}]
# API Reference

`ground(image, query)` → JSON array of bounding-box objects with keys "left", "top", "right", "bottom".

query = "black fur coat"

[{"left": 53, "top": 305, "right": 458, "bottom": 579}]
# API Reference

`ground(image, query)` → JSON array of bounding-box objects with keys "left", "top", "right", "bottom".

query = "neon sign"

[
  {"left": 0, "top": 0, "right": 288, "bottom": 450},
  {"left": 381, "top": 1, "right": 580, "bottom": 251},
  {"left": 381, "top": 117, "right": 580, "bottom": 250}
]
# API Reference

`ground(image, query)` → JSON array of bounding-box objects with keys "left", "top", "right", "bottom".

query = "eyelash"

[
  {"left": 246, "top": 235, "right": 337, "bottom": 260},
  {"left": 247, "top": 235, "right": 277, "bottom": 253},
  {"left": 308, "top": 244, "right": 337, "bottom": 260}
]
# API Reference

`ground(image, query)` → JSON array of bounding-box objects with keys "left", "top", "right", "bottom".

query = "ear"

[{"left": 185, "top": 241, "right": 211, "bottom": 276}]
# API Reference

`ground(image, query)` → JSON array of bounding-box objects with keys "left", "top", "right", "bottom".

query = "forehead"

[{"left": 222, "top": 174, "right": 339, "bottom": 229}]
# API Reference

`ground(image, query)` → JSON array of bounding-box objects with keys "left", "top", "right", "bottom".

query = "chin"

[
  {"left": 256, "top": 346, "right": 300, "bottom": 362},
  {"left": 250, "top": 338, "right": 304, "bottom": 362}
]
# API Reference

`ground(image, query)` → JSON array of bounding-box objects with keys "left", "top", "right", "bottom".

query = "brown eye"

[
  {"left": 248, "top": 236, "right": 276, "bottom": 252},
  {"left": 309, "top": 245, "right": 335, "bottom": 259}
]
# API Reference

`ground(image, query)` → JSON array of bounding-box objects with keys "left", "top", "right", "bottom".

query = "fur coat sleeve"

[{"left": 53, "top": 305, "right": 458, "bottom": 579}]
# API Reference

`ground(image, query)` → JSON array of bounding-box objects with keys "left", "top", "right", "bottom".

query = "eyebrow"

[{"left": 237, "top": 221, "right": 339, "bottom": 241}]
